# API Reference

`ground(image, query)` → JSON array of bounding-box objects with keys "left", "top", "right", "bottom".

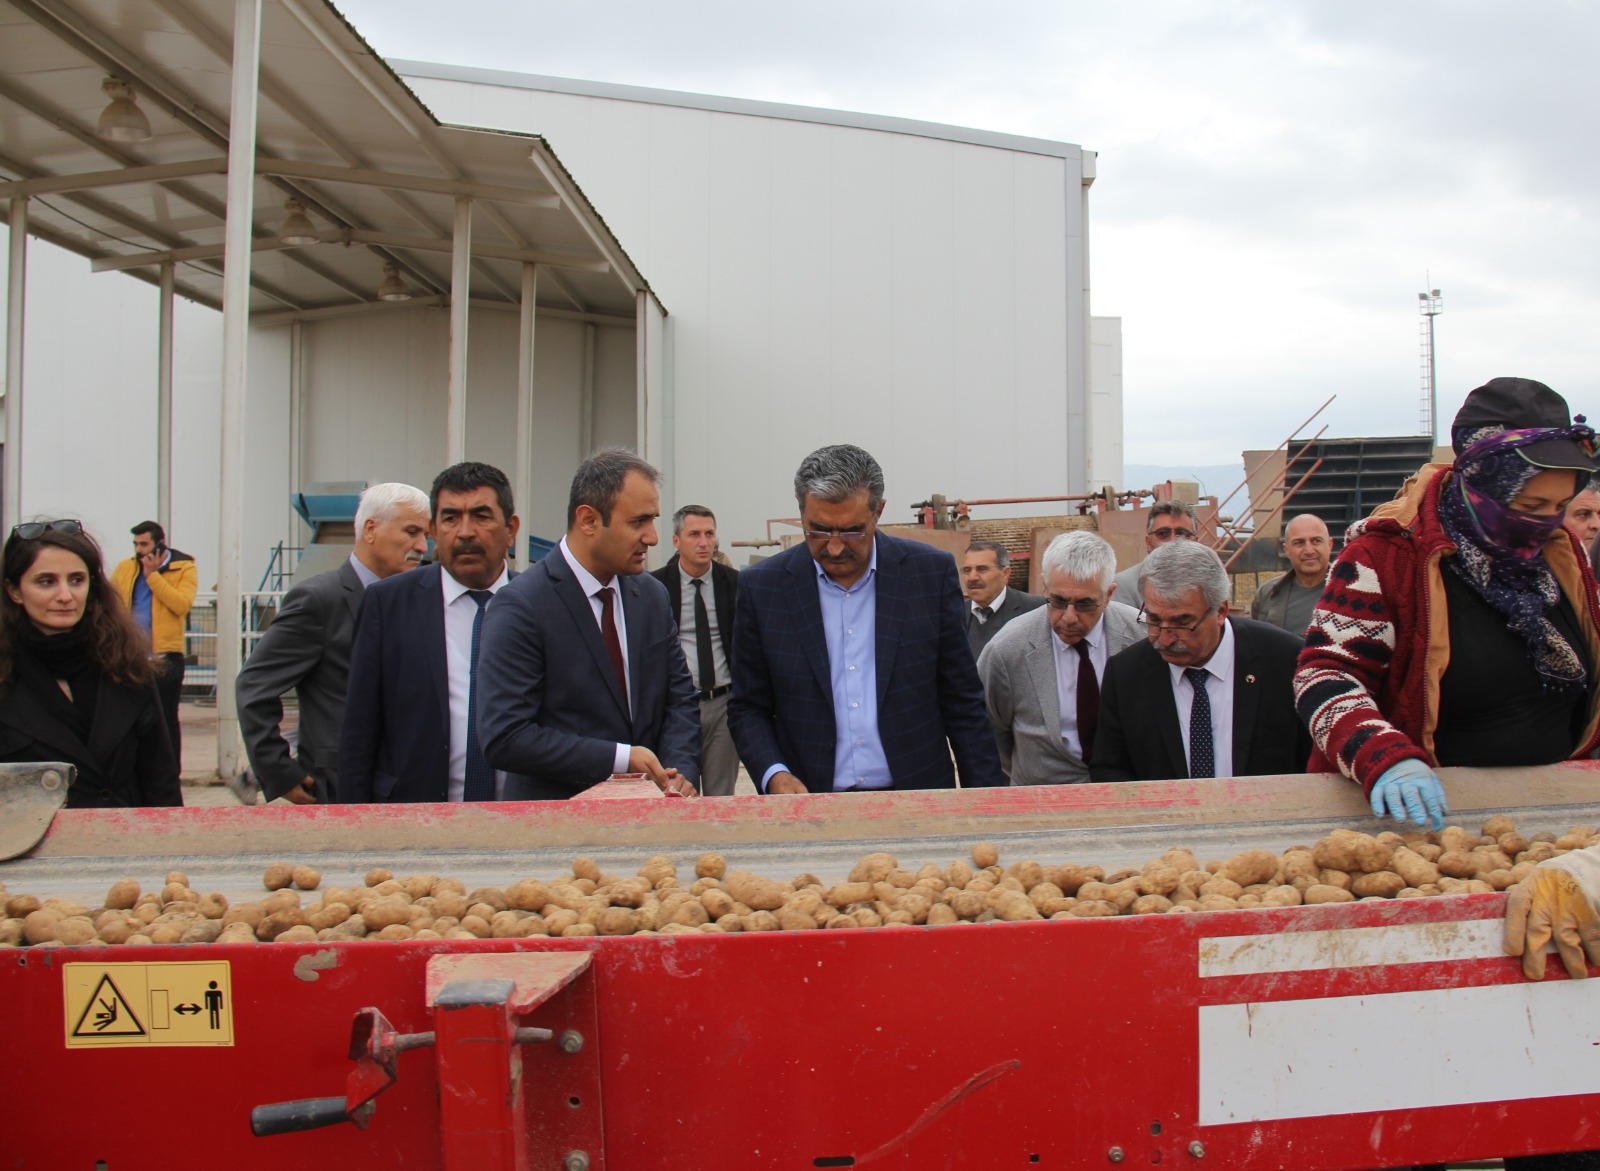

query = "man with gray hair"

[
  {"left": 977, "top": 531, "right": 1142, "bottom": 784},
  {"left": 729, "top": 443, "right": 1004, "bottom": 792},
  {"left": 1091, "top": 539, "right": 1310, "bottom": 782},
  {"left": 235, "top": 481, "right": 430, "bottom": 804},
  {"left": 963, "top": 538, "right": 1046, "bottom": 657},
  {"left": 1111, "top": 498, "right": 1199, "bottom": 599}
]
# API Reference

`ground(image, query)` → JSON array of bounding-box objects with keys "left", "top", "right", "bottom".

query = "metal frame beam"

[{"left": 90, "top": 230, "right": 608, "bottom": 275}]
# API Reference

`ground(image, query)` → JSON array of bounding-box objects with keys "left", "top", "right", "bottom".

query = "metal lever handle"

[{"left": 250, "top": 1096, "right": 352, "bottom": 1137}]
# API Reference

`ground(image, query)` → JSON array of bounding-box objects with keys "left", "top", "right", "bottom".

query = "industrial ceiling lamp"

[
  {"left": 277, "top": 199, "right": 319, "bottom": 246},
  {"left": 377, "top": 263, "right": 411, "bottom": 302},
  {"left": 96, "top": 77, "right": 151, "bottom": 143}
]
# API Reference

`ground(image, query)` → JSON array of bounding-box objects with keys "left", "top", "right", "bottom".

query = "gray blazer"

[
  {"left": 976, "top": 600, "right": 1144, "bottom": 785},
  {"left": 236, "top": 558, "right": 364, "bottom": 802},
  {"left": 967, "top": 587, "right": 1048, "bottom": 657}
]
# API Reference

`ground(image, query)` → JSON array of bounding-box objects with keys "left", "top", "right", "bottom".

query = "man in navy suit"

[
  {"left": 478, "top": 448, "right": 700, "bottom": 799},
  {"left": 339, "top": 462, "right": 520, "bottom": 803},
  {"left": 728, "top": 443, "right": 1004, "bottom": 793}
]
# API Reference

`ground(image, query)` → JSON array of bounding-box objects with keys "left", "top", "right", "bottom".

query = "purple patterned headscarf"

[{"left": 1437, "top": 422, "right": 1594, "bottom": 689}]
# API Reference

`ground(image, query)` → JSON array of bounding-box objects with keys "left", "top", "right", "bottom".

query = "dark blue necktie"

[
  {"left": 462, "top": 589, "right": 495, "bottom": 802},
  {"left": 1185, "top": 666, "right": 1215, "bottom": 778}
]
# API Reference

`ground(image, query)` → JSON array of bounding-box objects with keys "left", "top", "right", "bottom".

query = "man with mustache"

[
  {"left": 340, "top": 463, "right": 522, "bottom": 803},
  {"left": 729, "top": 443, "right": 1003, "bottom": 792},
  {"left": 235, "top": 482, "right": 429, "bottom": 804},
  {"left": 1091, "top": 539, "right": 1309, "bottom": 782}
]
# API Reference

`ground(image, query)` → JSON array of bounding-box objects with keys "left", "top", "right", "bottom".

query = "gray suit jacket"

[
  {"left": 236, "top": 558, "right": 364, "bottom": 802},
  {"left": 967, "top": 587, "right": 1048, "bottom": 657},
  {"left": 976, "top": 600, "right": 1143, "bottom": 785}
]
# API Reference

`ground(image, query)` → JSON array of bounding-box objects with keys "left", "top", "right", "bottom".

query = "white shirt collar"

[
  {"left": 1166, "top": 616, "right": 1235, "bottom": 687},
  {"left": 441, "top": 560, "right": 510, "bottom": 603},
  {"left": 559, "top": 536, "right": 613, "bottom": 597}
]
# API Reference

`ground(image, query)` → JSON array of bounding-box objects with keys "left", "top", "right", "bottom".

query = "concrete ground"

[{"left": 176, "top": 699, "right": 756, "bottom": 805}]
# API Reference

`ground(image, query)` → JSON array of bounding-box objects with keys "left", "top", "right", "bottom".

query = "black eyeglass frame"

[
  {"left": 1137, "top": 604, "right": 1214, "bottom": 636},
  {"left": 10, "top": 519, "right": 84, "bottom": 541}
]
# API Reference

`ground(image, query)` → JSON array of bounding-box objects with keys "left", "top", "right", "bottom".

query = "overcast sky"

[{"left": 338, "top": 0, "right": 1600, "bottom": 469}]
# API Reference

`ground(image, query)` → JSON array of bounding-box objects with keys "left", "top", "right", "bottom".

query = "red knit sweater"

[{"left": 1294, "top": 465, "right": 1600, "bottom": 793}]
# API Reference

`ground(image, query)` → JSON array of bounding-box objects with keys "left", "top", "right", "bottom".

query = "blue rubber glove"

[{"left": 1369, "top": 758, "right": 1448, "bottom": 831}]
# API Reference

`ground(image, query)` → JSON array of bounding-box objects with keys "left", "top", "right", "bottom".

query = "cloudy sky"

[{"left": 338, "top": 0, "right": 1600, "bottom": 469}]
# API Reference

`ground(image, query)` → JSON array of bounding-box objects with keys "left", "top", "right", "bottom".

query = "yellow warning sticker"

[{"left": 63, "top": 962, "right": 233, "bottom": 1048}]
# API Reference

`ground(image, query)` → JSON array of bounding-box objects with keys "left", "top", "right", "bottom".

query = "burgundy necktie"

[
  {"left": 597, "top": 586, "right": 629, "bottom": 716},
  {"left": 1074, "top": 639, "right": 1099, "bottom": 759}
]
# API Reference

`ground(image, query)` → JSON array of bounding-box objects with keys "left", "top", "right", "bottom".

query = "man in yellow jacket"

[{"left": 111, "top": 521, "right": 198, "bottom": 763}]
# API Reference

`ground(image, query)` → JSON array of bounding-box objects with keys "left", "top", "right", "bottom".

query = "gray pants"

[{"left": 698, "top": 690, "right": 739, "bottom": 797}]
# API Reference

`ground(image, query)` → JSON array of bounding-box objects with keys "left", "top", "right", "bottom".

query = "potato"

[
  {"left": 1436, "top": 851, "right": 1478, "bottom": 879},
  {"left": 217, "top": 922, "right": 259, "bottom": 945},
  {"left": 993, "top": 891, "right": 1041, "bottom": 922},
  {"left": 1304, "top": 884, "right": 1356, "bottom": 905},
  {"left": 1351, "top": 872, "right": 1405, "bottom": 899},
  {"left": 104, "top": 880, "right": 140, "bottom": 910},
  {"left": 1317, "top": 868, "right": 1352, "bottom": 891},
  {"left": 165, "top": 871, "right": 189, "bottom": 888},
  {"left": 365, "top": 868, "right": 394, "bottom": 887},
  {"left": 161, "top": 883, "right": 198, "bottom": 905},
  {"left": 1312, "top": 830, "right": 1394, "bottom": 874},
  {"left": 504, "top": 880, "right": 549, "bottom": 912},
  {"left": 1388, "top": 846, "right": 1441, "bottom": 889},
  {"left": 1481, "top": 815, "right": 1516, "bottom": 839},
  {"left": 1261, "top": 886, "right": 1303, "bottom": 907},
  {"left": 542, "top": 908, "right": 579, "bottom": 935},
  {"left": 197, "top": 893, "right": 228, "bottom": 920},
  {"left": 1159, "top": 848, "right": 1201, "bottom": 874},
  {"left": 292, "top": 866, "right": 321, "bottom": 891},
  {"left": 96, "top": 918, "right": 134, "bottom": 945},
  {"left": 700, "top": 889, "right": 737, "bottom": 919},
  {"left": 180, "top": 921, "right": 225, "bottom": 945},
  {"left": 1069, "top": 900, "right": 1117, "bottom": 917},
  {"left": 971, "top": 842, "right": 999, "bottom": 869},
  {"left": 944, "top": 860, "right": 975, "bottom": 889},
  {"left": 307, "top": 903, "right": 351, "bottom": 931},
  {"left": 1557, "top": 827, "right": 1594, "bottom": 851},
  {"left": 1198, "top": 877, "right": 1244, "bottom": 900},
  {"left": 54, "top": 917, "right": 97, "bottom": 946},
  {"left": 375, "top": 924, "right": 414, "bottom": 941},
  {"left": 1137, "top": 865, "right": 1181, "bottom": 896},
  {"left": 724, "top": 872, "right": 788, "bottom": 911},
  {"left": 638, "top": 856, "right": 677, "bottom": 886},
  {"left": 6, "top": 894, "right": 42, "bottom": 919},
  {"left": 258, "top": 909, "right": 308, "bottom": 941},
  {"left": 1439, "top": 826, "right": 1477, "bottom": 854},
  {"left": 22, "top": 910, "right": 60, "bottom": 945},
  {"left": 1005, "top": 860, "right": 1046, "bottom": 891},
  {"left": 1216, "top": 850, "right": 1278, "bottom": 887},
  {"left": 1498, "top": 832, "right": 1529, "bottom": 857},
  {"left": 263, "top": 863, "right": 295, "bottom": 891},
  {"left": 361, "top": 897, "right": 412, "bottom": 931},
  {"left": 1132, "top": 895, "right": 1174, "bottom": 915}
]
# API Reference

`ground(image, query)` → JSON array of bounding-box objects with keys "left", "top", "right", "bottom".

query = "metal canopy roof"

[{"left": 0, "top": 0, "right": 653, "bottom": 320}]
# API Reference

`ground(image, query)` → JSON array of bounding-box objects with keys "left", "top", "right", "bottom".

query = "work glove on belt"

[{"left": 1503, "top": 846, "right": 1600, "bottom": 980}]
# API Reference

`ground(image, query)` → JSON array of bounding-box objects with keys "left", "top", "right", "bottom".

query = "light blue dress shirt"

[{"left": 763, "top": 543, "right": 892, "bottom": 792}]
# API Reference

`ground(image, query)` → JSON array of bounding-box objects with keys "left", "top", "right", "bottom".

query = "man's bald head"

[{"left": 1284, "top": 514, "right": 1332, "bottom": 587}]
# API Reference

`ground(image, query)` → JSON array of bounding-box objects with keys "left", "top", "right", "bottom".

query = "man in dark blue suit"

[
  {"left": 478, "top": 448, "right": 700, "bottom": 799},
  {"left": 729, "top": 444, "right": 1004, "bottom": 793},
  {"left": 339, "top": 462, "right": 520, "bottom": 803}
]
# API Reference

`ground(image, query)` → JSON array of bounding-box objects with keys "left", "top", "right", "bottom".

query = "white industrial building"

[{"left": 0, "top": 0, "right": 1118, "bottom": 770}]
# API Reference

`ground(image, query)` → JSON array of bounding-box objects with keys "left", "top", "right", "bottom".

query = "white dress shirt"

[
  {"left": 1050, "top": 617, "right": 1109, "bottom": 760},
  {"left": 1166, "top": 620, "right": 1236, "bottom": 777},
  {"left": 971, "top": 586, "right": 1008, "bottom": 622},
  {"left": 441, "top": 561, "right": 512, "bottom": 801},
  {"left": 559, "top": 537, "right": 634, "bottom": 774},
  {"left": 677, "top": 564, "right": 730, "bottom": 690}
]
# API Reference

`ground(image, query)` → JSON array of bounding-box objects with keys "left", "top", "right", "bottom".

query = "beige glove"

[{"left": 1504, "top": 846, "right": 1600, "bottom": 980}]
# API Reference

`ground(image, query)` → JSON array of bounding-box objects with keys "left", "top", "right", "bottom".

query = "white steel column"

[
  {"left": 634, "top": 289, "right": 647, "bottom": 456},
  {"left": 3, "top": 197, "right": 26, "bottom": 535},
  {"left": 157, "top": 261, "right": 175, "bottom": 536},
  {"left": 514, "top": 262, "right": 538, "bottom": 550},
  {"left": 447, "top": 197, "right": 472, "bottom": 464},
  {"left": 216, "top": 0, "right": 263, "bottom": 778}
]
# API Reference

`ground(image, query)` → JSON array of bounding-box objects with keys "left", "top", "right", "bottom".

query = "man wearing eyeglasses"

[
  {"left": 1110, "top": 500, "right": 1199, "bottom": 600},
  {"left": 728, "top": 443, "right": 1004, "bottom": 793},
  {"left": 976, "top": 531, "right": 1143, "bottom": 784},
  {"left": 1091, "top": 539, "right": 1310, "bottom": 782}
]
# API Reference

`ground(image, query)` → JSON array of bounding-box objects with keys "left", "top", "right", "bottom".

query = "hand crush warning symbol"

[{"left": 71, "top": 973, "right": 146, "bottom": 1038}]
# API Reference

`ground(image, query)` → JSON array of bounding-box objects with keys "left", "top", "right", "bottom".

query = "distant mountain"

[{"left": 1121, "top": 463, "right": 1248, "bottom": 499}]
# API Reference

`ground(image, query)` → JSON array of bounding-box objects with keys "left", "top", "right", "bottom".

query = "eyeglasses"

[
  {"left": 1149, "top": 527, "right": 1197, "bottom": 541},
  {"left": 1046, "top": 595, "right": 1103, "bottom": 615},
  {"left": 1138, "top": 606, "right": 1213, "bottom": 636},
  {"left": 802, "top": 529, "right": 869, "bottom": 544},
  {"left": 10, "top": 519, "right": 83, "bottom": 541}
]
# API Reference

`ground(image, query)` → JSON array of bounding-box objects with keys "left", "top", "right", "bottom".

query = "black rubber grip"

[{"left": 250, "top": 1096, "right": 349, "bottom": 1137}]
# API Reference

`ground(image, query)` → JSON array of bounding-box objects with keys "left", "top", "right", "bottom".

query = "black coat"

[
  {"left": 0, "top": 669, "right": 181, "bottom": 808},
  {"left": 650, "top": 555, "right": 738, "bottom": 678},
  {"left": 1090, "top": 615, "right": 1311, "bottom": 782}
]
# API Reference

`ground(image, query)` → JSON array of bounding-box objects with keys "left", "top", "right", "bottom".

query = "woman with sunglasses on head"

[
  {"left": 0, "top": 520, "right": 181, "bottom": 808},
  {"left": 1296, "top": 379, "right": 1600, "bottom": 1171}
]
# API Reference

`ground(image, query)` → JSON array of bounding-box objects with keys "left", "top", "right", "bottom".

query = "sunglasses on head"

[{"left": 11, "top": 519, "right": 83, "bottom": 541}]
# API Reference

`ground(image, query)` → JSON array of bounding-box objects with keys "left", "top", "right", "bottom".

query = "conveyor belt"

[{"left": 5, "top": 765, "right": 1598, "bottom": 906}]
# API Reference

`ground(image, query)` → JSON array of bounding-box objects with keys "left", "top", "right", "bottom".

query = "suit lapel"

[
  {"left": 1229, "top": 618, "right": 1259, "bottom": 774},
  {"left": 786, "top": 549, "right": 834, "bottom": 701},
  {"left": 873, "top": 535, "right": 902, "bottom": 707},
  {"left": 1144, "top": 645, "right": 1189, "bottom": 777},
  {"left": 1023, "top": 617, "right": 1069, "bottom": 762},
  {"left": 660, "top": 555, "right": 682, "bottom": 614},
  {"left": 547, "top": 556, "right": 631, "bottom": 723},
  {"left": 338, "top": 559, "right": 363, "bottom": 625},
  {"left": 418, "top": 566, "right": 450, "bottom": 728},
  {"left": 0, "top": 681, "right": 92, "bottom": 764},
  {"left": 622, "top": 575, "right": 648, "bottom": 730}
]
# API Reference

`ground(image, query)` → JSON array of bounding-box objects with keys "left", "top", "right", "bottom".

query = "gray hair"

[
  {"left": 1040, "top": 530, "right": 1115, "bottom": 592},
  {"left": 355, "top": 482, "right": 429, "bottom": 532},
  {"left": 673, "top": 504, "right": 716, "bottom": 535},
  {"left": 964, "top": 539, "right": 1010, "bottom": 569},
  {"left": 567, "top": 447, "right": 660, "bottom": 527},
  {"left": 1138, "top": 539, "right": 1228, "bottom": 612},
  {"left": 793, "top": 444, "right": 884, "bottom": 512},
  {"left": 1146, "top": 499, "right": 1198, "bottom": 532}
]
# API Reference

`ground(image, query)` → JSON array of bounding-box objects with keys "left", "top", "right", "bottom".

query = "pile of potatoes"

[{"left": 3, "top": 815, "right": 1597, "bottom": 947}]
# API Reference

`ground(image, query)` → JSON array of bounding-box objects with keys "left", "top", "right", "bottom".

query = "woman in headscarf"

[
  {"left": 1297, "top": 378, "right": 1600, "bottom": 1171},
  {"left": 0, "top": 519, "right": 181, "bottom": 807},
  {"left": 1296, "top": 377, "right": 1600, "bottom": 828}
]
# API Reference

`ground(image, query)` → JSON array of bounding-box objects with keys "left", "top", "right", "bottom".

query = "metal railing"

[{"left": 183, "top": 590, "right": 286, "bottom": 695}]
